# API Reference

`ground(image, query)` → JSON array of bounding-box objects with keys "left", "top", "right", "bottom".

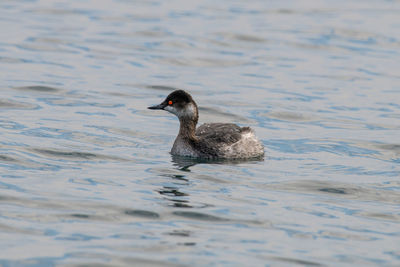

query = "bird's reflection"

[
  {"left": 171, "top": 154, "right": 264, "bottom": 170},
  {"left": 158, "top": 186, "right": 189, "bottom": 197},
  {"left": 157, "top": 186, "right": 193, "bottom": 208},
  {"left": 157, "top": 155, "right": 263, "bottom": 209}
]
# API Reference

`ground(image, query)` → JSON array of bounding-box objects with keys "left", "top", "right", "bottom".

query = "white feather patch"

[{"left": 165, "top": 103, "right": 196, "bottom": 118}]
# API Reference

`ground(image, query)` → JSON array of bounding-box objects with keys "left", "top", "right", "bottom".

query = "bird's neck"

[{"left": 178, "top": 116, "right": 198, "bottom": 140}]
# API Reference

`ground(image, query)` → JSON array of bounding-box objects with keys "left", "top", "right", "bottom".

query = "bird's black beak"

[{"left": 148, "top": 101, "right": 167, "bottom": 110}]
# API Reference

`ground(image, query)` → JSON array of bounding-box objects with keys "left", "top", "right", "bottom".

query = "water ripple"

[
  {"left": 265, "top": 180, "right": 400, "bottom": 205},
  {"left": 0, "top": 99, "right": 39, "bottom": 110},
  {"left": 13, "top": 85, "right": 62, "bottom": 93}
]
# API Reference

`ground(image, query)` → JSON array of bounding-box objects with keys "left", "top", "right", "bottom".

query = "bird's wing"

[{"left": 196, "top": 123, "right": 251, "bottom": 145}]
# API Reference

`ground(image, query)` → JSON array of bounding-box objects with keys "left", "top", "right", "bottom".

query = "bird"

[{"left": 148, "top": 90, "right": 264, "bottom": 159}]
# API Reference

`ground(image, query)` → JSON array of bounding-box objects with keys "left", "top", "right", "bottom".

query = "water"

[{"left": 1, "top": 0, "right": 400, "bottom": 266}]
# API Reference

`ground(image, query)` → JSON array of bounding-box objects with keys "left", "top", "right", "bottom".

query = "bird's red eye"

[{"left": 168, "top": 100, "right": 173, "bottom": 105}]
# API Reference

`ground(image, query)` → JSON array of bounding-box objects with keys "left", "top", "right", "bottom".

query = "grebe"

[{"left": 148, "top": 90, "right": 264, "bottom": 159}]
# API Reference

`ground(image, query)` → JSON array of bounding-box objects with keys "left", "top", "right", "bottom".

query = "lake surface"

[{"left": 1, "top": 0, "right": 400, "bottom": 266}]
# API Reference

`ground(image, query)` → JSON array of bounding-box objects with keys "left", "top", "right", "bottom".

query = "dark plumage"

[{"left": 196, "top": 123, "right": 249, "bottom": 145}]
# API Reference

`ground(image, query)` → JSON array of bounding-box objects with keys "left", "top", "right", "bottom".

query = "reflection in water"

[
  {"left": 159, "top": 155, "right": 265, "bottom": 210},
  {"left": 158, "top": 186, "right": 193, "bottom": 208},
  {"left": 158, "top": 187, "right": 188, "bottom": 197},
  {"left": 157, "top": 179, "right": 211, "bottom": 209},
  {"left": 171, "top": 154, "right": 264, "bottom": 170}
]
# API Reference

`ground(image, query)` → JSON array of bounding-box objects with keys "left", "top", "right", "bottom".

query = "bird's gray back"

[{"left": 196, "top": 123, "right": 251, "bottom": 145}]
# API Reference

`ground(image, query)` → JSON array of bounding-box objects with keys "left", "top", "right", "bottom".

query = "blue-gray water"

[{"left": 1, "top": 0, "right": 400, "bottom": 266}]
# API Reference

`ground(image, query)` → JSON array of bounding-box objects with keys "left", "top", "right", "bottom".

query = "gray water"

[{"left": 1, "top": 0, "right": 400, "bottom": 266}]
